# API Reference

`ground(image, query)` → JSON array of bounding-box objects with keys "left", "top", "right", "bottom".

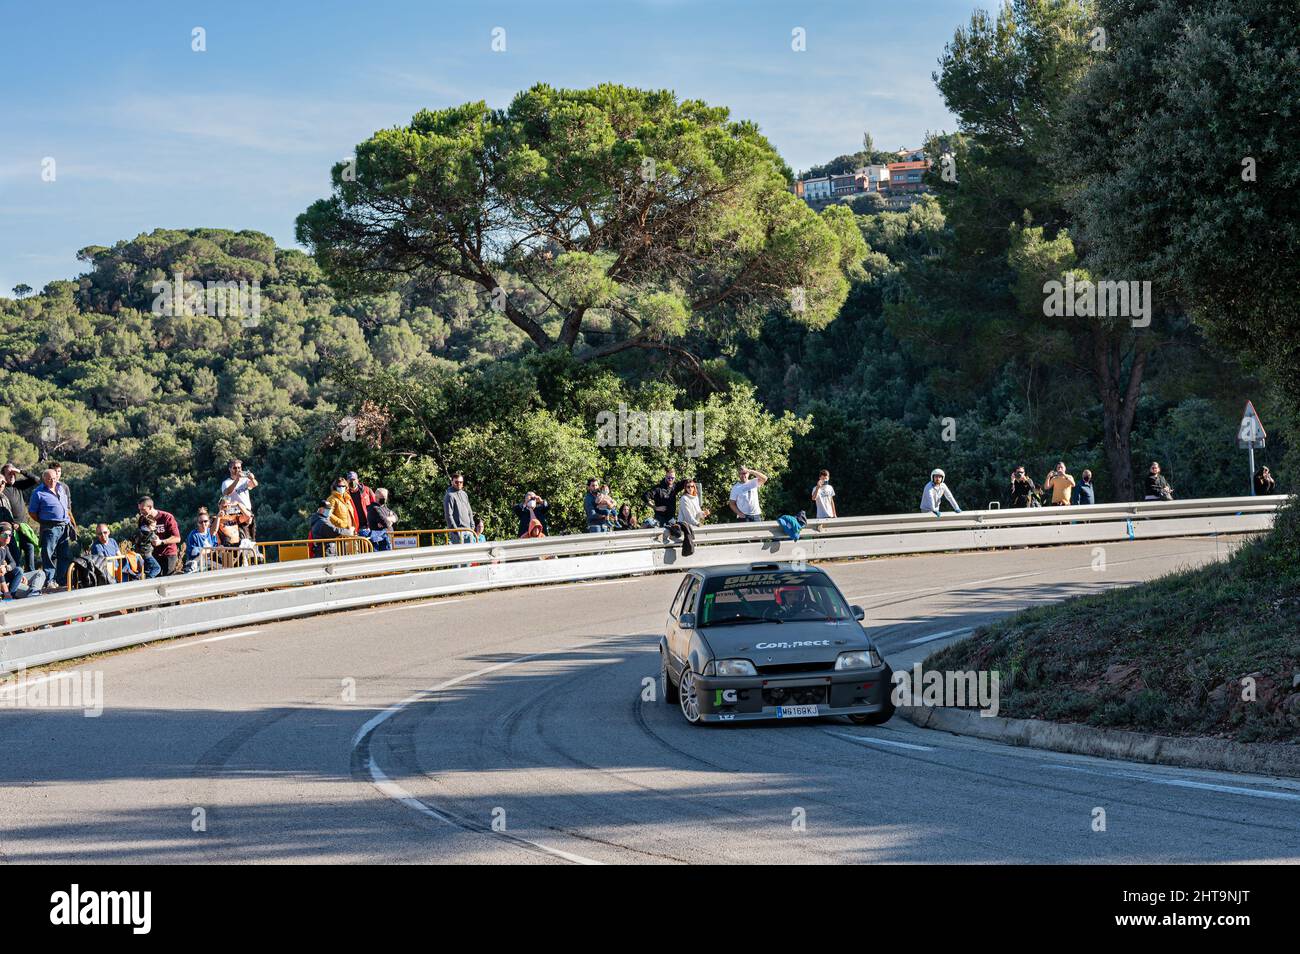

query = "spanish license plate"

[{"left": 776, "top": 704, "right": 819, "bottom": 718}]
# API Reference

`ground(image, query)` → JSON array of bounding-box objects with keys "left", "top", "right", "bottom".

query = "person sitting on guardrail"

[
  {"left": 728, "top": 466, "right": 767, "bottom": 522},
  {"left": 309, "top": 499, "right": 351, "bottom": 557},
  {"left": 0, "top": 523, "right": 46, "bottom": 598},
  {"left": 1044, "top": 462, "right": 1076, "bottom": 506},
  {"left": 643, "top": 467, "right": 681, "bottom": 528},
  {"left": 676, "top": 478, "right": 709, "bottom": 527},
  {"left": 920, "top": 468, "right": 962, "bottom": 516},
  {"left": 366, "top": 488, "right": 398, "bottom": 550},
  {"left": 513, "top": 491, "right": 549, "bottom": 538},
  {"left": 1254, "top": 466, "right": 1275, "bottom": 497},
  {"left": 91, "top": 524, "right": 135, "bottom": 581},
  {"left": 327, "top": 478, "right": 359, "bottom": 534},
  {"left": 1143, "top": 461, "right": 1174, "bottom": 501},
  {"left": 1072, "top": 469, "right": 1095, "bottom": 505},
  {"left": 615, "top": 502, "right": 639, "bottom": 530},
  {"left": 184, "top": 510, "right": 220, "bottom": 572}
]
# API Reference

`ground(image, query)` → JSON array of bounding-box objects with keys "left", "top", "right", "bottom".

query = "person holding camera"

[
  {"left": 1009, "top": 466, "right": 1038, "bottom": 508},
  {"left": 512, "top": 491, "right": 550, "bottom": 538},
  {"left": 1043, "top": 461, "right": 1076, "bottom": 506},
  {"left": 220, "top": 459, "right": 259, "bottom": 539}
]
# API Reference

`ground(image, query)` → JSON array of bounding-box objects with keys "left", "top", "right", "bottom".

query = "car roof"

[{"left": 692, "top": 562, "right": 827, "bottom": 580}]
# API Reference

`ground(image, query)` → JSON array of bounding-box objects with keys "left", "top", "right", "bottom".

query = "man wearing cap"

[
  {"left": 0, "top": 523, "right": 47, "bottom": 598},
  {"left": 920, "top": 468, "right": 962, "bottom": 515}
]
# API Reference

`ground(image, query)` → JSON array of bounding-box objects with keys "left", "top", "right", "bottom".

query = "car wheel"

[
  {"left": 849, "top": 697, "right": 895, "bottom": 725},
  {"left": 660, "top": 650, "right": 679, "bottom": 705},
  {"left": 678, "top": 667, "right": 703, "bottom": 725}
]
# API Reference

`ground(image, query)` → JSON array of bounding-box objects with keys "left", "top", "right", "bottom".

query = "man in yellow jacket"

[{"left": 1044, "top": 462, "right": 1076, "bottom": 505}]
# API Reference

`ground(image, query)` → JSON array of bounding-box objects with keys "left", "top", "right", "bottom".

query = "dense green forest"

[{"left": 2, "top": 0, "right": 1294, "bottom": 546}]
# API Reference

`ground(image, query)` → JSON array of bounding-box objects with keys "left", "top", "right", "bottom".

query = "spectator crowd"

[{"left": 1, "top": 447, "right": 1283, "bottom": 599}]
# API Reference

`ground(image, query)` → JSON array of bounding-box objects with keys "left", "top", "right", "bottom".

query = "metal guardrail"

[{"left": 0, "top": 496, "right": 1285, "bottom": 673}]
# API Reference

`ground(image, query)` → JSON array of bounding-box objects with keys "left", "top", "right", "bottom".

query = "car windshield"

[{"left": 698, "top": 571, "right": 853, "bottom": 626}]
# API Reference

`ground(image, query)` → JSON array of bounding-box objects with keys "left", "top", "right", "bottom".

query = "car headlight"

[
  {"left": 712, "top": 658, "right": 757, "bottom": 677},
  {"left": 835, "top": 649, "right": 882, "bottom": 670}
]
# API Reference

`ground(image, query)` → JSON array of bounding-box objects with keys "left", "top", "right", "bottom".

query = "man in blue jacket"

[{"left": 27, "top": 468, "right": 71, "bottom": 589}]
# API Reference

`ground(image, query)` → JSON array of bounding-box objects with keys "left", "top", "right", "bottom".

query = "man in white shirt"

[
  {"left": 220, "top": 459, "right": 259, "bottom": 538},
  {"left": 811, "top": 469, "right": 837, "bottom": 518},
  {"left": 728, "top": 466, "right": 767, "bottom": 522},
  {"left": 920, "top": 468, "right": 962, "bottom": 515}
]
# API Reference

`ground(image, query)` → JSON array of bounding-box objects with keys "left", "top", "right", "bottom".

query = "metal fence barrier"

[{"left": 2, "top": 495, "right": 1286, "bottom": 674}]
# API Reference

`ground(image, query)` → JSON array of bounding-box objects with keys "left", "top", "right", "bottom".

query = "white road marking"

[
  {"left": 351, "top": 647, "right": 605, "bottom": 865},
  {"left": 356, "top": 599, "right": 467, "bottom": 616},
  {"left": 154, "top": 629, "right": 261, "bottom": 651},
  {"left": 1048, "top": 764, "right": 1300, "bottom": 802},
  {"left": 825, "top": 730, "right": 935, "bottom": 752},
  {"left": 907, "top": 627, "right": 973, "bottom": 645}
]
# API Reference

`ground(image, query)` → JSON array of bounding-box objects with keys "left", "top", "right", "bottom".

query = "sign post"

[{"left": 1236, "top": 401, "right": 1267, "bottom": 494}]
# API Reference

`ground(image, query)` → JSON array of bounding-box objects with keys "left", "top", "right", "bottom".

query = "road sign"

[{"left": 1237, "top": 400, "right": 1266, "bottom": 449}]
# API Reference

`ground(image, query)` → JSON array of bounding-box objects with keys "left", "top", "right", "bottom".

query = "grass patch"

[{"left": 930, "top": 502, "right": 1300, "bottom": 743}]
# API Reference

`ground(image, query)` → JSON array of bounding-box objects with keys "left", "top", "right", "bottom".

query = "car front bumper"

[{"left": 693, "top": 666, "right": 893, "bottom": 723}]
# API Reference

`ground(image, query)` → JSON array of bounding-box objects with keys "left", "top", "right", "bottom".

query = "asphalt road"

[{"left": 3, "top": 534, "right": 1298, "bottom": 864}]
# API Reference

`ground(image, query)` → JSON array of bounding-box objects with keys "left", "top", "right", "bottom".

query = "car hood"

[{"left": 698, "top": 619, "right": 871, "bottom": 667}]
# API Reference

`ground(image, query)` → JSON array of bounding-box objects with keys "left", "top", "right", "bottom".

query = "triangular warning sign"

[{"left": 1238, "top": 400, "right": 1267, "bottom": 449}]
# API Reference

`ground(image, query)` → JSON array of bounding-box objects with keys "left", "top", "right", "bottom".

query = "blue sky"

[{"left": 0, "top": 0, "right": 993, "bottom": 296}]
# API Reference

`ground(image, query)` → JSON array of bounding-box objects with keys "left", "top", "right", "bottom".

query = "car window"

[
  {"left": 678, "top": 578, "right": 701, "bottom": 618},
  {"left": 698, "top": 571, "right": 851, "bottom": 626},
  {"left": 670, "top": 576, "right": 691, "bottom": 616}
]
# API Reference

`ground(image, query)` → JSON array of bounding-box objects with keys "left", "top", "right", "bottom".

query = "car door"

[{"left": 669, "top": 575, "right": 701, "bottom": 676}]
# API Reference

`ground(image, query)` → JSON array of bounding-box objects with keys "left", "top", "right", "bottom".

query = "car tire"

[
  {"left": 660, "top": 650, "right": 679, "bottom": 705},
  {"left": 849, "top": 697, "right": 895, "bottom": 725},
  {"left": 678, "top": 667, "right": 703, "bottom": 725}
]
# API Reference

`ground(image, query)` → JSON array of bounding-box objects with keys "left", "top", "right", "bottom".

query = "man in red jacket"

[{"left": 345, "top": 471, "right": 376, "bottom": 537}]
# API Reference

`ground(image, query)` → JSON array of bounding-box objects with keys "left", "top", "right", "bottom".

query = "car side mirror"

[
  {"left": 850, "top": 605, "right": 865, "bottom": 621},
  {"left": 679, "top": 612, "right": 696, "bottom": 629}
]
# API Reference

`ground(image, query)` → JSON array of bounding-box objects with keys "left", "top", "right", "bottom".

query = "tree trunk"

[{"left": 1091, "top": 327, "right": 1148, "bottom": 502}]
